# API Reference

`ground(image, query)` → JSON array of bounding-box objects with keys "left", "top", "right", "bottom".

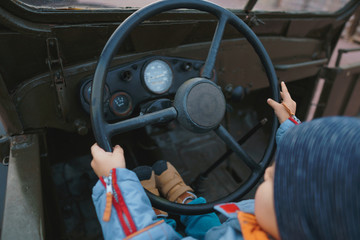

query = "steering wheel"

[{"left": 91, "top": 0, "right": 279, "bottom": 215}]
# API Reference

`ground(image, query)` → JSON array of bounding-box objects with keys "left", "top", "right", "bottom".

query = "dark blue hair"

[{"left": 274, "top": 117, "right": 360, "bottom": 240}]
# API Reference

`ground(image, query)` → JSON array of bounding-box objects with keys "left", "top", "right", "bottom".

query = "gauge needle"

[{"left": 154, "top": 73, "right": 165, "bottom": 78}]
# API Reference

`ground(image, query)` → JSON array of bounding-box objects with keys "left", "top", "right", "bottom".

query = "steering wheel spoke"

[
  {"left": 214, "top": 125, "right": 260, "bottom": 171},
  {"left": 106, "top": 107, "right": 177, "bottom": 136},
  {"left": 201, "top": 16, "right": 228, "bottom": 79}
]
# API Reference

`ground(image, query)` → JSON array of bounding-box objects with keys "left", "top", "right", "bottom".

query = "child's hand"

[
  {"left": 267, "top": 81, "right": 296, "bottom": 124},
  {"left": 90, "top": 143, "right": 126, "bottom": 178}
]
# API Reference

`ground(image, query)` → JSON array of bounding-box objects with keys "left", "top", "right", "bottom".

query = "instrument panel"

[{"left": 80, "top": 56, "right": 209, "bottom": 121}]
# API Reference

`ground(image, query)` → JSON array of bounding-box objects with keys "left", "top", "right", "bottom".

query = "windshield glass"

[
  {"left": 15, "top": 0, "right": 351, "bottom": 12},
  {"left": 15, "top": 0, "right": 247, "bottom": 10},
  {"left": 254, "top": 0, "right": 351, "bottom": 12}
]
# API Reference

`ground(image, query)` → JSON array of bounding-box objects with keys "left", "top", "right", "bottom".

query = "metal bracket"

[
  {"left": 244, "top": 12, "right": 265, "bottom": 28},
  {"left": 335, "top": 47, "right": 360, "bottom": 67},
  {"left": 274, "top": 58, "right": 328, "bottom": 71},
  {"left": 46, "top": 38, "right": 68, "bottom": 119}
]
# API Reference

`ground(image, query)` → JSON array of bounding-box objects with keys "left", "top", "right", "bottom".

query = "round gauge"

[
  {"left": 143, "top": 59, "right": 173, "bottom": 94},
  {"left": 83, "top": 81, "right": 110, "bottom": 104},
  {"left": 109, "top": 92, "right": 133, "bottom": 117}
]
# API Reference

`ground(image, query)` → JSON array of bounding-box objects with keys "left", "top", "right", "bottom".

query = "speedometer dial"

[{"left": 143, "top": 59, "right": 173, "bottom": 94}]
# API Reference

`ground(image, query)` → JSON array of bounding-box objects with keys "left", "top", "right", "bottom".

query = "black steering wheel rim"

[{"left": 91, "top": 0, "right": 279, "bottom": 215}]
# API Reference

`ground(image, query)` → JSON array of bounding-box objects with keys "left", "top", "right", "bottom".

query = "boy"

[{"left": 91, "top": 82, "right": 360, "bottom": 239}]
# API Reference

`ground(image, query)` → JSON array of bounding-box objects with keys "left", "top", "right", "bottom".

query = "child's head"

[{"left": 255, "top": 116, "right": 360, "bottom": 239}]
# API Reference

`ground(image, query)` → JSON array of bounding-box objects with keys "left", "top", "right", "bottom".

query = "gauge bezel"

[
  {"left": 82, "top": 80, "right": 110, "bottom": 104},
  {"left": 142, "top": 58, "right": 174, "bottom": 95},
  {"left": 109, "top": 92, "right": 133, "bottom": 117}
]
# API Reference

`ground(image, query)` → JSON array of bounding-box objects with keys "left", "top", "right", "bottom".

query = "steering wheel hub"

[{"left": 174, "top": 78, "right": 226, "bottom": 133}]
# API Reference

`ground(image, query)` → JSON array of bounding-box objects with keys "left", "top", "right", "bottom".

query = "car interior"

[{"left": 0, "top": 0, "right": 359, "bottom": 239}]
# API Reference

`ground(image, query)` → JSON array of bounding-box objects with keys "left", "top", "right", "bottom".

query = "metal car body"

[{"left": 0, "top": 0, "right": 359, "bottom": 238}]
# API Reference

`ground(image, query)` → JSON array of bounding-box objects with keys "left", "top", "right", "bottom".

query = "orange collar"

[{"left": 237, "top": 211, "right": 270, "bottom": 240}]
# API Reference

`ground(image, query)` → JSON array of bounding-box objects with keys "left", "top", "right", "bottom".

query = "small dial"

[
  {"left": 143, "top": 59, "right": 173, "bottom": 94},
  {"left": 109, "top": 92, "right": 133, "bottom": 117},
  {"left": 83, "top": 81, "right": 110, "bottom": 103}
]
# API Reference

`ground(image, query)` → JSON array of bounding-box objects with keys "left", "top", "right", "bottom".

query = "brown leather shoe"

[
  {"left": 133, "top": 166, "right": 168, "bottom": 217},
  {"left": 153, "top": 160, "right": 195, "bottom": 203}
]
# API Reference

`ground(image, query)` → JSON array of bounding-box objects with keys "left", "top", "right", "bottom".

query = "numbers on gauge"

[{"left": 143, "top": 59, "right": 173, "bottom": 94}]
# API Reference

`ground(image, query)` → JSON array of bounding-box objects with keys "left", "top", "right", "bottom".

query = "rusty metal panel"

[
  {"left": 344, "top": 75, "right": 360, "bottom": 116},
  {"left": 286, "top": 19, "right": 335, "bottom": 38},
  {"left": 322, "top": 64, "right": 360, "bottom": 116},
  {"left": 322, "top": 70, "right": 350, "bottom": 116},
  {"left": 1, "top": 134, "right": 45, "bottom": 240}
]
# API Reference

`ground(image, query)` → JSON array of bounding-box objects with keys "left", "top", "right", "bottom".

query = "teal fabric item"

[
  {"left": 180, "top": 197, "right": 221, "bottom": 240},
  {"left": 163, "top": 217, "right": 177, "bottom": 229},
  {"left": 162, "top": 217, "right": 183, "bottom": 238}
]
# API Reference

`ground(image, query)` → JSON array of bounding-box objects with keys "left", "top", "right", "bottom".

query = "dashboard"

[{"left": 80, "top": 56, "right": 212, "bottom": 121}]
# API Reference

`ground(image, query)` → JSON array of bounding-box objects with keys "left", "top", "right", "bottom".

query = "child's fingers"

[
  {"left": 90, "top": 159, "right": 96, "bottom": 169},
  {"left": 90, "top": 160, "right": 102, "bottom": 178},
  {"left": 281, "top": 81, "right": 293, "bottom": 100},
  {"left": 113, "top": 145, "right": 124, "bottom": 156},
  {"left": 91, "top": 143, "right": 107, "bottom": 159},
  {"left": 280, "top": 91, "right": 284, "bottom": 99},
  {"left": 91, "top": 143, "right": 99, "bottom": 149},
  {"left": 91, "top": 143, "right": 100, "bottom": 156},
  {"left": 267, "top": 98, "right": 281, "bottom": 110},
  {"left": 281, "top": 81, "right": 289, "bottom": 94}
]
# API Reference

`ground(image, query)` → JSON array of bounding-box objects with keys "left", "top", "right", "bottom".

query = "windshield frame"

[{"left": 0, "top": 0, "right": 359, "bottom": 29}]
